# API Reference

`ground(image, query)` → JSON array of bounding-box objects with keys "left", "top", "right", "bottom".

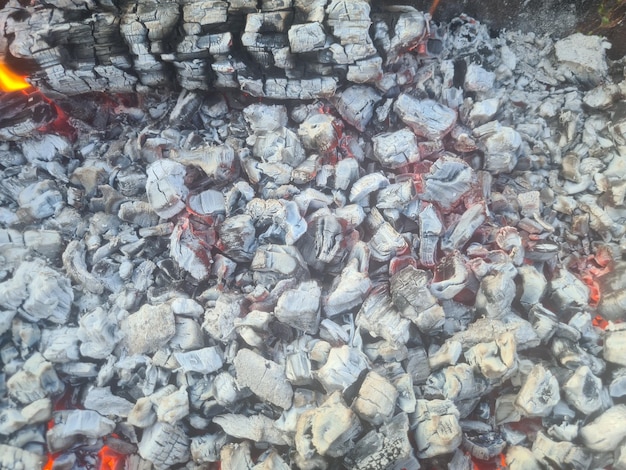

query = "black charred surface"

[{"left": 1, "top": 0, "right": 623, "bottom": 98}]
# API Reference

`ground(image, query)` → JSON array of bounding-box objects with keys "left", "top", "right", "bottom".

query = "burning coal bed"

[{"left": 2, "top": 1, "right": 626, "bottom": 470}]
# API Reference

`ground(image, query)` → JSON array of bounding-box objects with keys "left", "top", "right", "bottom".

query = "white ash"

[{"left": 1, "top": 4, "right": 626, "bottom": 470}]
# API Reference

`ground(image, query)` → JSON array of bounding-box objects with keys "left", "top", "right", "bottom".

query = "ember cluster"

[{"left": 1, "top": 4, "right": 626, "bottom": 470}]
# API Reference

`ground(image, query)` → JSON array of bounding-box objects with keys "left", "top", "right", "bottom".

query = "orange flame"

[
  {"left": 0, "top": 62, "right": 31, "bottom": 92},
  {"left": 0, "top": 61, "right": 77, "bottom": 141}
]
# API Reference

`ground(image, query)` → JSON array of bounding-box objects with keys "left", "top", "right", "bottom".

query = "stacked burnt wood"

[{"left": 0, "top": 0, "right": 429, "bottom": 99}]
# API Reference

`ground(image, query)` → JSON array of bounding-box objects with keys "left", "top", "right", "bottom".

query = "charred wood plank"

[{"left": 0, "top": 0, "right": 430, "bottom": 98}]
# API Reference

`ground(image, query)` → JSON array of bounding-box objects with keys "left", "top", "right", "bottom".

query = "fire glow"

[
  {"left": 0, "top": 61, "right": 77, "bottom": 141},
  {"left": 0, "top": 61, "right": 31, "bottom": 92},
  {"left": 570, "top": 247, "right": 613, "bottom": 323},
  {"left": 43, "top": 394, "right": 127, "bottom": 470},
  {"left": 98, "top": 445, "right": 126, "bottom": 470},
  {"left": 43, "top": 446, "right": 125, "bottom": 470},
  {"left": 472, "top": 453, "right": 507, "bottom": 470}
]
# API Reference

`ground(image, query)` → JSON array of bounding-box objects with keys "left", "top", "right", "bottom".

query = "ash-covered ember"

[{"left": 1, "top": 2, "right": 626, "bottom": 470}]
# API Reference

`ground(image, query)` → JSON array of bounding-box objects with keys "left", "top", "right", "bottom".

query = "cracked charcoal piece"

[
  {"left": 46, "top": 410, "right": 116, "bottom": 453},
  {"left": 214, "top": 414, "right": 289, "bottom": 446},
  {"left": 324, "top": 258, "right": 372, "bottom": 317},
  {"left": 294, "top": 391, "right": 362, "bottom": 461},
  {"left": 465, "top": 332, "right": 517, "bottom": 382},
  {"left": 316, "top": 345, "right": 369, "bottom": 393},
  {"left": 420, "top": 156, "right": 474, "bottom": 211},
  {"left": 580, "top": 405, "right": 626, "bottom": 452},
  {"left": 333, "top": 86, "right": 382, "bottom": 132},
  {"left": 234, "top": 348, "right": 293, "bottom": 409},
  {"left": 297, "top": 214, "right": 345, "bottom": 268},
  {"left": 532, "top": 432, "right": 591, "bottom": 469},
  {"left": 274, "top": 280, "right": 321, "bottom": 334},
  {"left": 462, "top": 431, "right": 507, "bottom": 461},
  {"left": 343, "top": 412, "right": 415, "bottom": 469},
  {"left": 145, "top": 159, "right": 189, "bottom": 219},
  {"left": 394, "top": 95, "right": 457, "bottom": 140},
  {"left": 352, "top": 371, "right": 397, "bottom": 425},
  {"left": 391, "top": 265, "right": 444, "bottom": 334},
  {"left": 7, "top": 353, "right": 65, "bottom": 406},
  {"left": 190, "top": 433, "right": 229, "bottom": 464},
  {"left": 0, "top": 260, "right": 73, "bottom": 324},
  {"left": 203, "top": 293, "right": 245, "bottom": 343},
  {"left": 414, "top": 399, "right": 462, "bottom": 459},
  {"left": 515, "top": 364, "right": 560, "bottom": 417},
  {"left": 349, "top": 173, "right": 390, "bottom": 204},
  {"left": 376, "top": 180, "right": 415, "bottom": 210},
  {"left": 473, "top": 263, "right": 517, "bottom": 319},
  {"left": 83, "top": 386, "right": 134, "bottom": 418},
  {"left": 138, "top": 422, "right": 190, "bottom": 470},
  {"left": 418, "top": 203, "right": 444, "bottom": 267},
  {"left": 442, "top": 202, "right": 486, "bottom": 252},
  {"left": 356, "top": 287, "right": 411, "bottom": 345},
  {"left": 217, "top": 214, "right": 258, "bottom": 262}
]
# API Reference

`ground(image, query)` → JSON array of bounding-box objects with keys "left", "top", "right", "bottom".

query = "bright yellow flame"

[{"left": 0, "top": 62, "right": 31, "bottom": 92}]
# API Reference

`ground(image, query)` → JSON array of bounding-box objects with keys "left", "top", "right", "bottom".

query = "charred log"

[{"left": 0, "top": 0, "right": 433, "bottom": 98}]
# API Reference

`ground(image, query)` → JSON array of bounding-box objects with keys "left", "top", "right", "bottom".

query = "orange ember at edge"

[
  {"left": 472, "top": 453, "right": 507, "bottom": 470},
  {"left": 0, "top": 62, "right": 31, "bottom": 92}
]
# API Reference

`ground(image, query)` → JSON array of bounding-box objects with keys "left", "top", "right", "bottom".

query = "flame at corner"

[{"left": 0, "top": 62, "right": 31, "bottom": 92}]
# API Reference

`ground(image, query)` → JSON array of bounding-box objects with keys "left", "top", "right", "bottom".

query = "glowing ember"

[
  {"left": 570, "top": 248, "right": 613, "bottom": 310},
  {"left": 43, "top": 389, "right": 80, "bottom": 470},
  {"left": 42, "top": 445, "right": 126, "bottom": 470},
  {"left": 38, "top": 102, "right": 77, "bottom": 142},
  {"left": 43, "top": 457, "right": 55, "bottom": 470},
  {"left": 98, "top": 445, "right": 126, "bottom": 470},
  {"left": 592, "top": 314, "right": 609, "bottom": 329},
  {"left": 0, "top": 62, "right": 31, "bottom": 91},
  {"left": 472, "top": 453, "right": 507, "bottom": 470},
  {"left": 581, "top": 272, "right": 601, "bottom": 307}
]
